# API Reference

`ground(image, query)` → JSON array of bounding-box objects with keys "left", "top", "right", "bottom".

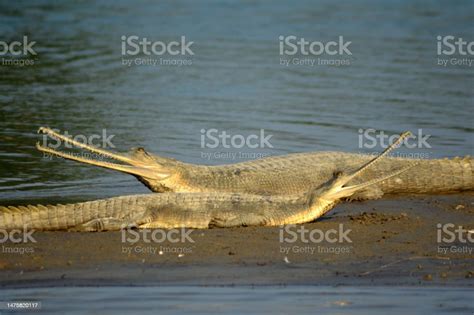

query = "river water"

[
  {"left": 0, "top": 1, "right": 473, "bottom": 312},
  {"left": 1, "top": 286, "right": 473, "bottom": 314},
  {"left": 0, "top": 0, "right": 472, "bottom": 203}
]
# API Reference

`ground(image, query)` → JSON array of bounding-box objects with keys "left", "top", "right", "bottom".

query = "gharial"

[
  {"left": 1, "top": 132, "right": 418, "bottom": 231},
  {"left": 36, "top": 127, "right": 473, "bottom": 200}
]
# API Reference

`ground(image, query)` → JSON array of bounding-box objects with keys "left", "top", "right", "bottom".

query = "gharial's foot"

[
  {"left": 346, "top": 186, "right": 384, "bottom": 201},
  {"left": 208, "top": 213, "right": 269, "bottom": 228},
  {"left": 68, "top": 217, "right": 137, "bottom": 232}
]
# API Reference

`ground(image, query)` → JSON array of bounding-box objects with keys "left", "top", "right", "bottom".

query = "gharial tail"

[
  {"left": 374, "top": 155, "right": 474, "bottom": 195},
  {"left": 0, "top": 195, "right": 149, "bottom": 231}
]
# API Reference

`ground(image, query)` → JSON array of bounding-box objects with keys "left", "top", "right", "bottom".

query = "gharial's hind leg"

[
  {"left": 346, "top": 186, "right": 384, "bottom": 201},
  {"left": 208, "top": 213, "right": 269, "bottom": 228},
  {"left": 69, "top": 217, "right": 136, "bottom": 232}
]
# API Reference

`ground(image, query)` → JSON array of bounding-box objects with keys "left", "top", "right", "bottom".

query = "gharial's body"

[
  {"left": 0, "top": 159, "right": 410, "bottom": 231},
  {"left": 1, "top": 131, "right": 419, "bottom": 231},
  {"left": 37, "top": 127, "right": 474, "bottom": 200},
  {"left": 153, "top": 152, "right": 473, "bottom": 199},
  {"left": 0, "top": 192, "right": 331, "bottom": 231}
]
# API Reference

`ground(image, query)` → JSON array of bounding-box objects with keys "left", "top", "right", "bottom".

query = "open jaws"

[
  {"left": 327, "top": 131, "right": 418, "bottom": 199},
  {"left": 36, "top": 127, "right": 170, "bottom": 180}
]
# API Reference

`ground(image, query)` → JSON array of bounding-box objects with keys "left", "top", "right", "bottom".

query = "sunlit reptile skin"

[
  {"left": 2, "top": 152, "right": 466, "bottom": 231},
  {"left": 36, "top": 127, "right": 474, "bottom": 199},
  {"left": 146, "top": 152, "right": 474, "bottom": 199},
  {"left": 0, "top": 190, "right": 336, "bottom": 231},
  {"left": 5, "top": 129, "right": 471, "bottom": 231}
]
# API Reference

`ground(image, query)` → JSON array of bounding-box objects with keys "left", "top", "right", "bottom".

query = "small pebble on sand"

[{"left": 423, "top": 274, "right": 433, "bottom": 281}]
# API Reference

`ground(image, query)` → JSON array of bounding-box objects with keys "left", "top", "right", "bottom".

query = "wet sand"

[{"left": 0, "top": 193, "right": 473, "bottom": 288}]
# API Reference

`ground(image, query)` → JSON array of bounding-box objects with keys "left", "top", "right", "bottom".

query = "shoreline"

[{"left": 0, "top": 193, "right": 472, "bottom": 288}]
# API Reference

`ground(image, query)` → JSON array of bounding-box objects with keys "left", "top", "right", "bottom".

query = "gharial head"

[
  {"left": 36, "top": 127, "right": 184, "bottom": 193},
  {"left": 307, "top": 131, "right": 417, "bottom": 204}
]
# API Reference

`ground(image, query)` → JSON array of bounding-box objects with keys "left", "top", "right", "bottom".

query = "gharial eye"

[{"left": 333, "top": 171, "right": 343, "bottom": 178}]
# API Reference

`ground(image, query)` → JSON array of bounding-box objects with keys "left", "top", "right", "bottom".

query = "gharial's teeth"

[
  {"left": 38, "top": 126, "right": 52, "bottom": 135},
  {"left": 38, "top": 128, "right": 62, "bottom": 141}
]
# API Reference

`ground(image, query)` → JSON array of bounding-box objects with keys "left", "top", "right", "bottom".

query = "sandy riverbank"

[{"left": 0, "top": 193, "right": 472, "bottom": 288}]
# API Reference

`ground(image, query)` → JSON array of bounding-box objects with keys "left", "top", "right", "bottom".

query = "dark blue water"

[
  {"left": 0, "top": 0, "right": 473, "bottom": 202},
  {"left": 0, "top": 1, "right": 473, "bottom": 311}
]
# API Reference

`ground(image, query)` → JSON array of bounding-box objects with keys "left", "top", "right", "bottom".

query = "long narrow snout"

[{"left": 36, "top": 127, "right": 170, "bottom": 181}]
